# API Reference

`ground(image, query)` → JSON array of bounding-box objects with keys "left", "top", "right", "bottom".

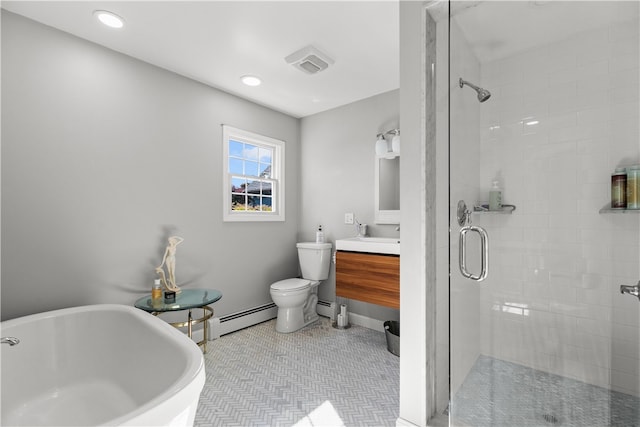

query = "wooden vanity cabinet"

[{"left": 335, "top": 250, "right": 399, "bottom": 309}]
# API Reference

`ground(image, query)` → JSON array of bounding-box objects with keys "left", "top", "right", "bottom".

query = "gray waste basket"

[{"left": 384, "top": 320, "right": 400, "bottom": 357}]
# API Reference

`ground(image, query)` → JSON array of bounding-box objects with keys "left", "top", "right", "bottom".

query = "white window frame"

[{"left": 222, "top": 125, "right": 285, "bottom": 222}]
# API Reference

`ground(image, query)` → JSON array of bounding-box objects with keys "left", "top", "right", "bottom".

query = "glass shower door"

[{"left": 448, "top": 1, "right": 640, "bottom": 426}]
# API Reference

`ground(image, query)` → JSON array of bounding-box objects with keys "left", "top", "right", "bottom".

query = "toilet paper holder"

[{"left": 332, "top": 303, "right": 351, "bottom": 329}]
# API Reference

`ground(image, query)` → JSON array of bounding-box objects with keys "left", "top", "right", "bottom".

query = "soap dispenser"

[
  {"left": 315, "top": 225, "right": 325, "bottom": 243},
  {"left": 489, "top": 180, "right": 502, "bottom": 211}
]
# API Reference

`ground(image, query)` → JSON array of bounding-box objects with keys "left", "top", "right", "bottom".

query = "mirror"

[{"left": 375, "top": 153, "right": 400, "bottom": 224}]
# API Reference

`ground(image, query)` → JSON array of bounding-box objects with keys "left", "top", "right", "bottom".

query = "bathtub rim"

[{"left": 1, "top": 303, "right": 205, "bottom": 426}]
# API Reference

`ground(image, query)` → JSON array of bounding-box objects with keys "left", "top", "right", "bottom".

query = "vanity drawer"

[{"left": 336, "top": 251, "right": 399, "bottom": 309}]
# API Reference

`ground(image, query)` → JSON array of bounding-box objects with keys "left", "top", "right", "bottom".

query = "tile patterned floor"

[
  {"left": 194, "top": 318, "right": 400, "bottom": 427},
  {"left": 451, "top": 355, "right": 640, "bottom": 427}
]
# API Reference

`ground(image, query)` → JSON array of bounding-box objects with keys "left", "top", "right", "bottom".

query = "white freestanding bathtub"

[{"left": 1, "top": 304, "right": 205, "bottom": 426}]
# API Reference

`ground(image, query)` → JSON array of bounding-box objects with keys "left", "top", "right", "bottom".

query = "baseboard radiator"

[
  {"left": 208, "top": 300, "right": 336, "bottom": 340},
  {"left": 316, "top": 299, "right": 336, "bottom": 320}
]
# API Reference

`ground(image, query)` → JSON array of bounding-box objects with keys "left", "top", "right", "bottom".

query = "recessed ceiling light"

[
  {"left": 241, "top": 75, "right": 262, "bottom": 87},
  {"left": 93, "top": 10, "right": 125, "bottom": 29}
]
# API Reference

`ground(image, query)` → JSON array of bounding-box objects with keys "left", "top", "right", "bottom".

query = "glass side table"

[{"left": 134, "top": 288, "right": 222, "bottom": 353}]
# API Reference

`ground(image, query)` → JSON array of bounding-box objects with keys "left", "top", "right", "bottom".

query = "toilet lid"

[{"left": 271, "top": 278, "right": 311, "bottom": 291}]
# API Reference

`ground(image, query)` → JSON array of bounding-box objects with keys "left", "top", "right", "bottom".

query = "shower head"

[{"left": 459, "top": 78, "right": 491, "bottom": 102}]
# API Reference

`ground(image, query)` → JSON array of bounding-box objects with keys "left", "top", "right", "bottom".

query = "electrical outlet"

[{"left": 344, "top": 213, "right": 354, "bottom": 224}]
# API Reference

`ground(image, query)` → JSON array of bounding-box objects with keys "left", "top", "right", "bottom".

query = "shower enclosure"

[{"left": 446, "top": 1, "right": 640, "bottom": 426}]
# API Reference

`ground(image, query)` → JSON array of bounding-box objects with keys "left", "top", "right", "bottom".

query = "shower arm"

[{"left": 459, "top": 78, "right": 479, "bottom": 91}]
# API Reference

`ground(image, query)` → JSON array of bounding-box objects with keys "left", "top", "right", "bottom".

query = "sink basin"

[{"left": 335, "top": 236, "right": 400, "bottom": 255}]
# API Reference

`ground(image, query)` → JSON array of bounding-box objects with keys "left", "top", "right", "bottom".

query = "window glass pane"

[
  {"left": 260, "top": 164, "right": 271, "bottom": 178},
  {"left": 245, "top": 161, "right": 259, "bottom": 177},
  {"left": 262, "top": 196, "right": 272, "bottom": 210},
  {"left": 246, "top": 179, "right": 261, "bottom": 195},
  {"left": 259, "top": 147, "right": 272, "bottom": 164},
  {"left": 247, "top": 195, "right": 260, "bottom": 209},
  {"left": 229, "top": 158, "right": 243, "bottom": 174},
  {"left": 231, "top": 177, "right": 246, "bottom": 194},
  {"left": 244, "top": 143, "right": 259, "bottom": 160},
  {"left": 259, "top": 148, "right": 272, "bottom": 177},
  {"left": 261, "top": 181, "right": 272, "bottom": 195},
  {"left": 231, "top": 193, "right": 246, "bottom": 210},
  {"left": 229, "top": 140, "right": 244, "bottom": 157}
]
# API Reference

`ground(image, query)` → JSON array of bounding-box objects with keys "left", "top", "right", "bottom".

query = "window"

[{"left": 222, "top": 125, "right": 285, "bottom": 222}]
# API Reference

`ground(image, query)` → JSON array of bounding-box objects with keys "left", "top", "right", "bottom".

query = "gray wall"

[
  {"left": 299, "top": 90, "right": 401, "bottom": 322},
  {"left": 1, "top": 11, "right": 300, "bottom": 320}
]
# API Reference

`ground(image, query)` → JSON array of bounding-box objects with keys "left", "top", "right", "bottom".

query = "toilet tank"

[{"left": 297, "top": 242, "right": 332, "bottom": 280}]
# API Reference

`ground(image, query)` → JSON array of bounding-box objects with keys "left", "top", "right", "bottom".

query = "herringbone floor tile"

[{"left": 195, "top": 318, "right": 399, "bottom": 427}]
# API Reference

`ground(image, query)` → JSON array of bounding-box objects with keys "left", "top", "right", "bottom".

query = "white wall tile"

[
  {"left": 612, "top": 299, "right": 640, "bottom": 327},
  {"left": 575, "top": 28, "right": 610, "bottom": 65},
  {"left": 613, "top": 323, "right": 640, "bottom": 344},
  {"left": 609, "top": 20, "right": 640, "bottom": 42},
  {"left": 609, "top": 53, "right": 639, "bottom": 72},
  {"left": 576, "top": 286, "right": 613, "bottom": 307},
  {"left": 613, "top": 338, "right": 640, "bottom": 361},
  {"left": 610, "top": 84, "right": 640, "bottom": 104},
  {"left": 612, "top": 354, "right": 640, "bottom": 376},
  {"left": 612, "top": 369, "right": 640, "bottom": 395},
  {"left": 609, "top": 35, "right": 640, "bottom": 58},
  {"left": 609, "top": 68, "right": 640, "bottom": 88},
  {"left": 576, "top": 317, "right": 613, "bottom": 337},
  {"left": 577, "top": 106, "right": 611, "bottom": 126}
]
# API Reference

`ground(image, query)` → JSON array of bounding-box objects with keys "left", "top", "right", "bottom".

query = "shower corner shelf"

[
  {"left": 473, "top": 204, "right": 516, "bottom": 214},
  {"left": 599, "top": 205, "right": 640, "bottom": 214}
]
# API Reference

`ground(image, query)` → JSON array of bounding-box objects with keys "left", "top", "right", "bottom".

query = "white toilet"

[{"left": 270, "top": 242, "right": 332, "bottom": 333}]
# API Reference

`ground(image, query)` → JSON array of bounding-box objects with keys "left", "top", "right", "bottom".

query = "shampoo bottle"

[
  {"left": 489, "top": 180, "right": 502, "bottom": 211},
  {"left": 316, "top": 225, "right": 325, "bottom": 243}
]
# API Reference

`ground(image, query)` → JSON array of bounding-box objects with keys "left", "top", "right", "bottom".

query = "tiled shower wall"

[{"left": 476, "top": 17, "right": 640, "bottom": 395}]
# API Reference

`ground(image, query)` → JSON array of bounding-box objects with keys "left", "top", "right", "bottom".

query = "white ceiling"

[
  {"left": 2, "top": 1, "right": 400, "bottom": 118},
  {"left": 4, "top": 1, "right": 637, "bottom": 118}
]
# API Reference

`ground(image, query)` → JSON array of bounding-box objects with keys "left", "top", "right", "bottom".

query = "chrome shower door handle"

[{"left": 459, "top": 225, "right": 489, "bottom": 281}]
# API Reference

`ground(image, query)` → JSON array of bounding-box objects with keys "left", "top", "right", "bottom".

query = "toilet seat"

[{"left": 270, "top": 278, "right": 310, "bottom": 291}]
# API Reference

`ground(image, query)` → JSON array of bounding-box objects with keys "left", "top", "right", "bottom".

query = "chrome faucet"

[
  {"left": 620, "top": 281, "right": 640, "bottom": 301},
  {"left": 1, "top": 337, "right": 20, "bottom": 346}
]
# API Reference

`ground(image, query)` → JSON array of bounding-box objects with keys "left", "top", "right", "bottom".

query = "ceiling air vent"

[{"left": 285, "top": 45, "right": 334, "bottom": 75}]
